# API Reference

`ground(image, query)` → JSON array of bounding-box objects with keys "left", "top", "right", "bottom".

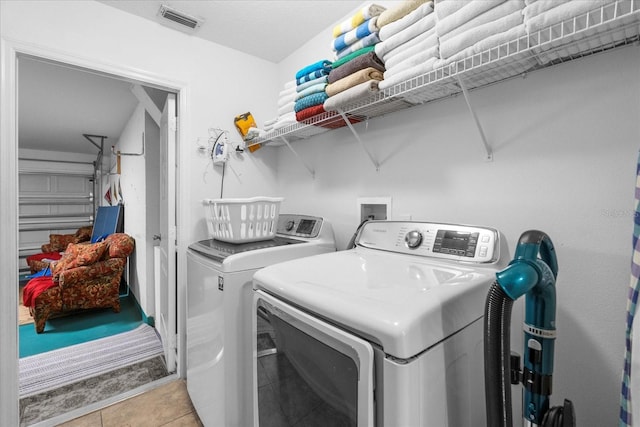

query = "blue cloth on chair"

[
  {"left": 26, "top": 266, "right": 51, "bottom": 279},
  {"left": 620, "top": 151, "right": 640, "bottom": 426}
]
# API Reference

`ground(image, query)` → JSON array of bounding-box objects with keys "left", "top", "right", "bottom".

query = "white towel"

[
  {"left": 435, "top": 0, "right": 506, "bottom": 37},
  {"left": 379, "top": 1, "right": 434, "bottom": 40},
  {"left": 439, "top": 0, "right": 524, "bottom": 43},
  {"left": 332, "top": 3, "right": 386, "bottom": 38},
  {"left": 277, "top": 91, "right": 296, "bottom": 109},
  {"left": 439, "top": 9, "right": 524, "bottom": 59},
  {"left": 272, "top": 112, "right": 297, "bottom": 131},
  {"left": 524, "top": 0, "right": 616, "bottom": 32},
  {"left": 433, "top": 23, "right": 528, "bottom": 68},
  {"left": 385, "top": 42, "right": 439, "bottom": 72},
  {"left": 383, "top": 31, "right": 439, "bottom": 69},
  {"left": 385, "top": 45, "right": 439, "bottom": 75},
  {"left": 375, "top": 13, "right": 437, "bottom": 60},
  {"left": 378, "top": 57, "right": 439, "bottom": 90},
  {"left": 277, "top": 101, "right": 294, "bottom": 117}
]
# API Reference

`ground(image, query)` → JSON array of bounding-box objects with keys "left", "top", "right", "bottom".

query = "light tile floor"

[{"left": 58, "top": 380, "right": 203, "bottom": 427}]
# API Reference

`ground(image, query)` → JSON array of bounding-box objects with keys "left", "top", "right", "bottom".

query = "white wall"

[{"left": 276, "top": 34, "right": 640, "bottom": 424}]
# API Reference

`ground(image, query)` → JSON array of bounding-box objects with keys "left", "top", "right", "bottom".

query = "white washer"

[
  {"left": 186, "top": 214, "right": 335, "bottom": 427},
  {"left": 252, "top": 220, "right": 508, "bottom": 427}
]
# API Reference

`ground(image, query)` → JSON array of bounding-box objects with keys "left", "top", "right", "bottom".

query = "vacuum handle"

[{"left": 515, "top": 230, "right": 558, "bottom": 278}]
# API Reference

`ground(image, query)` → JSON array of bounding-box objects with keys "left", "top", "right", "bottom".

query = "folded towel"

[
  {"left": 296, "top": 82, "right": 328, "bottom": 100},
  {"left": 283, "top": 80, "right": 296, "bottom": 90},
  {"left": 332, "top": 3, "right": 386, "bottom": 38},
  {"left": 336, "top": 33, "right": 381, "bottom": 60},
  {"left": 433, "top": 23, "right": 528, "bottom": 68},
  {"left": 439, "top": 9, "right": 524, "bottom": 59},
  {"left": 377, "top": 0, "right": 431, "bottom": 29},
  {"left": 295, "top": 59, "right": 332, "bottom": 80},
  {"left": 379, "top": 1, "right": 434, "bottom": 41},
  {"left": 383, "top": 31, "right": 439, "bottom": 69},
  {"left": 296, "top": 69, "right": 330, "bottom": 86},
  {"left": 523, "top": 0, "right": 574, "bottom": 21},
  {"left": 385, "top": 44, "right": 439, "bottom": 74},
  {"left": 524, "top": 0, "right": 616, "bottom": 33},
  {"left": 294, "top": 92, "right": 329, "bottom": 113},
  {"left": 278, "top": 83, "right": 296, "bottom": 98},
  {"left": 277, "top": 101, "right": 294, "bottom": 117},
  {"left": 435, "top": 0, "right": 506, "bottom": 37},
  {"left": 296, "top": 104, "right": 327, "bottom": 122},
  {"left": 273, "top": 112, "right": 297, "bottom": 131},
  {"left": 326, "top": 67, "right": 384, "bottom": 97},
  {"left": 328, "top": 51, "right": 385, "bottom": 84},
  {"left": 332, "top": 46, "right": 376, "bottom": 68},
  {"left": 439, "top": 0, "right": 524, "bottom": 43},
  {"left": 378, "top": 57, "right": 438, "bottom": 90},
  {"left": 277, "top": 91, "right": 296, "bottom": 109},
  {"left": 333, "top": 17, "right": 378, "bottom": 52},
  {"left": 296, "top": 75, "right": 329, "bottom": 93},
  {"left": 375, "top": 14, "right": 437, "bottom": 61},
  {"left": 324, "top": 80, "right": 380, "bottom": 112}
]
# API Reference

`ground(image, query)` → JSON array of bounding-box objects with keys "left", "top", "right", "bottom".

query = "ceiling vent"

[{"left": 158, "top": 5, "right": 203, "bottom": 31}]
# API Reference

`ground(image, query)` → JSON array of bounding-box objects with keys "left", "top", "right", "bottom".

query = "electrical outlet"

[{"left": 357, "top": 197, "right": 391, "bottom": 222}]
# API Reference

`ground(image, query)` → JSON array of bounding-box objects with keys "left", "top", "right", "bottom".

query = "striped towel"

[
  {"left": 332, "top": 17, "right": 378, "bottom": 52},
  {"left": 621, "top": 151, "right": 640, "bottom": 426},
  {"left": 336, "top": 33, "right": 380, "bottom": 60},
  {"left": 295, "top": 60, "right": 332, "bottom": 80},
  {"left": 332, "top": 3, "right": 386, "bottom": 38}
]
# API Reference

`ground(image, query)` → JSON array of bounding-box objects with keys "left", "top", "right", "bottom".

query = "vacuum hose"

[{"left": 484, "top": 281, "right": 515, "bottom": 427}]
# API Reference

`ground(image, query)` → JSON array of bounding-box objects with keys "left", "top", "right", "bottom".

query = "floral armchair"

[
  {"left": 22, "top": 233, "right": 135, "bottom": 333},
  {"left": 26, "top": 226, "right": 94, "bottom": 274}
]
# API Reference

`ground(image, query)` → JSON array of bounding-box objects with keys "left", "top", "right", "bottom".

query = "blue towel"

[
  {"left": 295, "top": 60, "right": 332, "bottom": 80},
  {"left": 294, "top": 92, "right": 329, "bottom": 113},
  {"left": 336, "top": 33, "right": 381, "bottom": 60},
  {"left": 620, "top": 151, "right": 640, "bottom": 426},
  {"left": 296, "top": 69, "right": 330, "bottom": 86}
]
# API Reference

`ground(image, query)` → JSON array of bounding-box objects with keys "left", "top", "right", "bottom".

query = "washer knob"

[
  {"left": 405, "top": 230, "right": 423, "bottom": 249},
  {"left": 286, "top": 220, "right": 295, "bottom": 231}
]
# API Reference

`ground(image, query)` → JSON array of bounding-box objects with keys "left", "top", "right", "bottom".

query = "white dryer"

[
  {"left": 186, "top": 214, "right": 335, "bottom": 427},
  {"left": 252, "top": 220, "right": 508, "bottom": 427}
]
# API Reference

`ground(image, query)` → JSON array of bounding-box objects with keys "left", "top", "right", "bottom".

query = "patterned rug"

[
  {"left": 19, "top": 323, "right": 163, "bottom": 397},
  {"left": 19, "top": 356, "right": 169, "bottom": 426}
]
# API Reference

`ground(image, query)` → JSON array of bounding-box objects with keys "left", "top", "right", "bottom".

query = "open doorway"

[{"left": 15, "top": 54, "right": 180, "bottom": 425}]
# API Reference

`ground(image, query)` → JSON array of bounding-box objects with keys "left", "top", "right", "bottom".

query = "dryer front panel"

[{"left": 253, "top": 290, "right": 374, "bottom": 427}]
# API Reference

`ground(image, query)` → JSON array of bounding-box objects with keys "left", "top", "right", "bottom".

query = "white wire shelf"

[{"left": 251, "top": 0, "right": 640, "bottom": 149}]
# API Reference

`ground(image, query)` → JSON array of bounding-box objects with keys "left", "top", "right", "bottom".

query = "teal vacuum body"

[{"left": 484, "top": 230, "right": 574, "bottom": 427}]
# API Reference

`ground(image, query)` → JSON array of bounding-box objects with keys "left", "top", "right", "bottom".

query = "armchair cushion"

[
  {"left": 42, "top": 234, "right": 76, "bottom": 253},
  {"left": 51, "top": 241, "right": 108, "bottom": 277}
]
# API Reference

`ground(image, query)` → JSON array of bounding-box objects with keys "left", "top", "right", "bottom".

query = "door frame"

[{"left": 0, "top": 38, "right": 189, "bottom": 425}]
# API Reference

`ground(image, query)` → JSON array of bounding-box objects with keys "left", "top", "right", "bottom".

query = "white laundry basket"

[{"left": 203, "top": 197, "right": 284, "bottom": 243}]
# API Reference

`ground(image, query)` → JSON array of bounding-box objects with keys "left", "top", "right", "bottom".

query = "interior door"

[{"left": 157, "top": 93, "right": 177, "bottom": 372}]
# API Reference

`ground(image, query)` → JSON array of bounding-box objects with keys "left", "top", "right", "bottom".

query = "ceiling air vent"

[{"left": 158, "top": 5, "right": 203, "bottom": 31}]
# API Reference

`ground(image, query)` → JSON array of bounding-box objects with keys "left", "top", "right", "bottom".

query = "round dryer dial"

[{"left": 405, "top": 230, "right": 423, "bottom": 249}]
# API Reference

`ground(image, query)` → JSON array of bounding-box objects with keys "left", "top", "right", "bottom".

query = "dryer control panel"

[
  {"left": 356, "top": 221, "right": 500, "bottom": 264},
  {"left": 276, "top": 214, "right": 324, "bottom": 238}
]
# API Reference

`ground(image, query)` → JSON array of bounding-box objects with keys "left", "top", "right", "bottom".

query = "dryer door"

[{"left": 253, "top": 290, "right": 375, "bottom": 427}]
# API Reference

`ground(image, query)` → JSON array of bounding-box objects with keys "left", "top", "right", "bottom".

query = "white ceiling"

[
  {"left": 19, "top": 57, "right": 140, "bottom": 155},
  {"left": 19, "top": 1, "right": 364, "bottom": 156},
  {"left": 96, "top": 0, "right": 364, "bottom": 63}
]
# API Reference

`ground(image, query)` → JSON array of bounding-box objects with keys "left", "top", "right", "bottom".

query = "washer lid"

[{"left": 253, "top": 249, "right": 498, "bottom": 359}]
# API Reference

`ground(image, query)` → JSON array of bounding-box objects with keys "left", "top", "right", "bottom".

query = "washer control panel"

[
  {"left": 357, "top": 221, "right": 500, "bottom": 263},
  {"left": 276, "top": 214, "right": 324, "bottom": 238}
]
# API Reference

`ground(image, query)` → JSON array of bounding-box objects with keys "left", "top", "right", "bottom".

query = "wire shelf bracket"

[
  {"left": 337, "top": 109, "right": 380, "bottom": 171},
  {"left": 279, "top": 136, "right": 315, "bottom": 179},
  {"left": 457, "top": 77, "right": 493, "bottom": 162}
]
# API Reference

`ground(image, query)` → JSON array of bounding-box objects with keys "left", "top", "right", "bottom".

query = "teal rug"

[{"left": 19, "top": 295, "right": 144, "bottom": 358}]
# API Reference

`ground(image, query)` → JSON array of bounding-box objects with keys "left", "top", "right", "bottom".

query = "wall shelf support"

[
  {"left": 457, "top": 77, "right": 493, "bottom": 161},
  {"left": 279, "top": 136, "right": 315, "bottom": 179},
  {"left": 337, "top": 109, "right": 380, "bottom": 171}
]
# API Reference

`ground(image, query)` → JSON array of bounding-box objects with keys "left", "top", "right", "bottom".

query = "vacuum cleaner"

[{"left": 484, "top": 230, "right": 576, "bottom": 427}]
